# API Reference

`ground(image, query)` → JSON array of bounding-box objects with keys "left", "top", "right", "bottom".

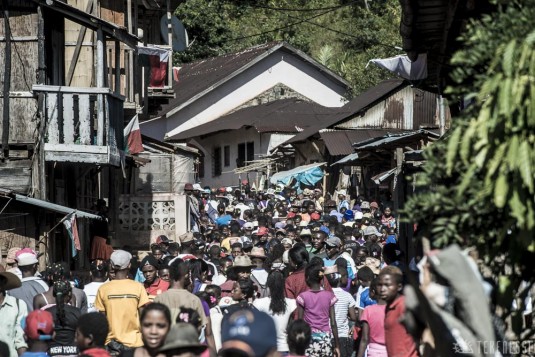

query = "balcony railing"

[{"left": 33, "top": 85, "right": 125, "bottom": 166}]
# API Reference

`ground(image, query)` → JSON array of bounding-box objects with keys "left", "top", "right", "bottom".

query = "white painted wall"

[
  {"left": 194, "top": 128, "right": 277, "bottom": 188},
  {"left": 140, "top": 50, "right": 348, "bottom": 141}
]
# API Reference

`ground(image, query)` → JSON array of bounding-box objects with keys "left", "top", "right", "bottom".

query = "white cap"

[{"left": 192, "top": 183, "right": 202, "bottom": 191}]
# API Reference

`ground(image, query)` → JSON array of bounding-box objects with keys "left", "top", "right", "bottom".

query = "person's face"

[
  {"left": 141, "top": 309, "right": 170, "bottom": 350},
  {"left": 259, "top": 234, "right": 267, "bottom": 243},
  {"left": 231, "top": 247, "right": 243, "bottom": 258},
  {"left": 312, "top": 233, "right": 326, "bottom": 250},
  {"left": 326, "top": 245, "right": 339, "bottom": 259},
  {"left": 251, "top": 257, "right": 264, "bottom": 268},
  {"left": 384, "top": 207, "right": 391, "bottom": 217},
  {"left": 377, "top": 274, "right": 401, "bottom": 303},
  {"left": 159, "top": 268, "right": 170, "bottom": 282},
  {"left": 221, "top": 227, "right": 229, "bottom": 237},
  {"left": 370, "top": 234, "right": 378, "bottom": 243},
  {"left": 152, "top": 249, "right": 163, "bottom": 261},
  {"left": 236, "top": 268, "right": 251, "bottom": 280},
  {"left": 307, "top": 205, "right": 315, "bottom": 214},
  {"left": 231, "top": 282, "right": 245, "bottom": 301},
  {"left": 300, "top": 234, "right": 311, "bottom": 244},
  {"left": 75, "top": 328, "right": 91, "bottom": 351},
  {"left": 287, "top": 231, "right": 296, "bottom": 239},
  {"left": 108, "top": 269, "right": 116, "bottom": 280},
  {"left": 294, "top": 216, "right": 302, "bottom": 224},
  {"left": 222, "top": 261, "right": 233, "bottom": 274},
  {"left": 142, "top": 265, "right": 158, "bottom": 284},
  {"left": 356, "top": 250, "right": 368, "bottom": 265}
]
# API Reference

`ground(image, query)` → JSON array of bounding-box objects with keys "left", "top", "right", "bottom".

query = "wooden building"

[{"left": 0, "top": 0, "right": 184, "bottom": 268}]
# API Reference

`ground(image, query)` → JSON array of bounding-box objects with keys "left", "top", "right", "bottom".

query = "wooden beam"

[
  {"left": 66, "top": 0, "right": 94, "bottom": 86},
  {"left": 2, "top": 3, "right": 12, "bottom": 159}
]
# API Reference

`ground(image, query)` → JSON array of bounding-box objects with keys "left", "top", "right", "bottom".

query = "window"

[
  {"left": 213, "top": 147, "right": 222, "bottom": 176},
  {"left": 237, "top": 142, "right": 254, "bottom": 168},
  {"left": 224, "top": 145, "right": 230, "bottom": 167},
  {"left": 198, "top": 155, "right": 205, "bottom": 179},
  {"left": 246, "top": 141, "right": 254, "bottom": 163},
  {"left": 237, "top": 143, "right": 246, "bottom": 168}
]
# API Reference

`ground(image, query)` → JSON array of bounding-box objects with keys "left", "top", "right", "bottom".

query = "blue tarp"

[{"left": 270, "top": 162, "right": 325, "bottom": 190}]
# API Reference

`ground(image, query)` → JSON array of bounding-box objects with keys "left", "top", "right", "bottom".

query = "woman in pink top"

[
  {"left": 356, "top": 279, "right": 387, "bottom": 357},
  {"left": 297, "top": 264, "right": 340, "bottom": 357}
]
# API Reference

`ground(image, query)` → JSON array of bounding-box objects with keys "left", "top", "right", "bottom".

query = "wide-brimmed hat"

[
  {"left": 179, "top": 232, "right": 194, "bottom": 243},
  {"left": 249, "top": 247, "right": 266, "bottom": 259},
  {"left": 363, "top": 226, "right": 380, "bottom": 236},
  {"left": 159, "top": 323, "right": 207, "bottom": 353},
  {"left": 0, "top": 271, "right": 22, "bottom": 290},
  {"left": 231, "top": 255, "right": 254, "bottom": 268},
  {"left": 6, "top": 247, "right": 21, "bottom": 264}
]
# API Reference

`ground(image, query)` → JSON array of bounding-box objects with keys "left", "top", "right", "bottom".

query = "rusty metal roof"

[
  {"left": 319, "top": 129, "right": 405, "bottom": 156},
  {"left": 157, "top": 42, "right": 350, "bottom": 119},
  {"left": 283, "top": 79, "right": 407, "bottom": 145},
  {"left": 353, "top": 129, "right": 440, "bottom": 151},
  {"left": 170, "top": 99, "right": 339, "bottom": 140}
]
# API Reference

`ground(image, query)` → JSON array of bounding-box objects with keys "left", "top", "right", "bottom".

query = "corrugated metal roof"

[
  {"left": 283, "top": 79, "right": 407, "bottom": 145},
  {"left": 170, "top": 99, "right": 338, "bottom": 140},
  {"left": 155, "top": 42, "right": 350, "bottom": 119},
  {"left": 335, "top": 86, "right": 439, "bottom": 130},
  {"left": 354, "top": 129, "right": 440, "bottom": 151},
  {"left": 320, "top": 129, "right": 405, "bottom": 156}
]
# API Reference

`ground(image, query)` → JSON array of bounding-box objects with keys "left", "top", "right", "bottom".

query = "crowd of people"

[{"left": 0, "top": 182, "right": 421, "bottom": 357}]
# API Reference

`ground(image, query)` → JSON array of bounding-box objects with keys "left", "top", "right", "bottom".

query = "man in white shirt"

[{"left": 84, "top": 260, "right": 109, "bottom": 312}]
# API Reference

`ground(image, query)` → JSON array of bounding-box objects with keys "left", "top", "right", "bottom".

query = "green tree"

[
  {"left": 173, "top": 0, "right": 402, "bottom": 95},
  {"left": 404, "top": 0, "right": 535, "bottom": 339}
]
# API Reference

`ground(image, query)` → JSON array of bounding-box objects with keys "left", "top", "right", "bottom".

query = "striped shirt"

[{"left": 332, "top": 287, "right": 357, "bottom": 337}]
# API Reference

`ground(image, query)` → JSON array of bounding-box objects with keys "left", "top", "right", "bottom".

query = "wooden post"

[
  {"left": 2, "top": 3, "right": 12, "bottom": 159},
  {"left": 96, "top": 28, "right": 105, "bottom": 146},
  {"left": 167, "top": 0, "right": 173, "bottom": 88},
  {"left": 115, "top": 41, "right": 121, "bottom": 94}
]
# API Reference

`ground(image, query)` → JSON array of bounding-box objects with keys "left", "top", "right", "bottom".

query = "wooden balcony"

[{"left": 33, "top": 85, "right": 125, "bottom": 166}]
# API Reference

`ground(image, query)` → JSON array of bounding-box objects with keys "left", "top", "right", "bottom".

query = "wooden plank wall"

[
  {"left": 0, "top": 7, "right": 39, "bottom": 143},
  {"left": 65, "top": 0, "right": 95, "bottom": 87}
]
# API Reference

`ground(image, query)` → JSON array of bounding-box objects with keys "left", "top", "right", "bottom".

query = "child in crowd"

[
  {"left": 326, "top": 266, "right": 357, "bottom": 357},
  {"left": 297, "top": 264, "right": 340, "bottom": 357},
  {"left": 21, "top": 310, "right": 55, "bottom": 357},
  {"left": 287, "top": 319, "right": 312, "bottom": 357},
  {"left": 75, "top": 312, "right": 110, "bottom": 357},
  {"left": 379, "top": 266, "right": 419, "bottom": 357},
  {"left": 356, "top": 279, "right": 387, "bottom": 357},
  {"left": 355, "top": 266, "right": 376, "bottom": 308}
]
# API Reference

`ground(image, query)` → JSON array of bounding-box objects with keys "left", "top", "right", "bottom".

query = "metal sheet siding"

[{"left": 333, "top": 87, "right": 438, "bottom": 131}]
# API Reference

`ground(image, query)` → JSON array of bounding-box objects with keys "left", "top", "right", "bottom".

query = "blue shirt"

[
  {"left": 386, "top": 235, "right": 397, "bottom": 244},
  {"left": 359, "top": 288, "right": 377, "bottom": 308},
  {"left": 215, "top": 214, "right": 232, "bottom": 226},
  {"left": 323, "top": 256, "right": 355, "bottom": 280}
]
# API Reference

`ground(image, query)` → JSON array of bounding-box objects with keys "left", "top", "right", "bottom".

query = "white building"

[{"left": 140, "top": 42, "right": 351, "bottom": 187}]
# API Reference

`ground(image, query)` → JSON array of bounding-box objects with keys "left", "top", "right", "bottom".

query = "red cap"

[
  {"left": 24, "top": 310, "right": 54, "bottom": 340},
  {"left": 257, "top": 227, "right": 269, "bottom": 236}
]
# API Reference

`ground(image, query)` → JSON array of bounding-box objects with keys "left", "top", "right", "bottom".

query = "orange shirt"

[{"left": 145, "top": 278, "right": 169, "bottom": 301}]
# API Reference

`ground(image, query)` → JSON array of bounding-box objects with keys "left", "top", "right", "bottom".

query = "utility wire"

[
  {"left": 239, "top": 0, "right": 359, "bottom": 12},
  {"left": 227, "top": 1, "right": 355, "bottom": 42}
]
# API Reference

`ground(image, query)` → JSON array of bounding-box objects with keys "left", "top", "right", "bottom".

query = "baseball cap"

[
  {"left": 110, "top": 250, "right": 132, "bottom": 270},
  {"left": 243, "top": 222, "right": 254, "bottom": 230},
  {"left": 221, "top": 309, "right": 277, "bottom": 357},
  {"left": 16, "top": 248, "right": 39, "bottom": 266},
  {"left": 155, "top": 235, "right": 170, "bottom": 245},
  {"left": 370, "top": 201, "right": 379, "bottom": 209},
  {"left": 325, "top": 236, "right": 342, "bottom": 248},
  {"left": 192, "top": 183, "right": 202, "bottom": 191},
  {"left": 256, "top": 227, "right": 269, "bottom": 236},
  {"left": 361, "top": 201, "right": 371, "bottom": 210},
  {"left": 23, "top": 310, "right": 54, "bottom": 341},
  {"left": 299, "top": 228, "right": 311, "bottom": 236},
  {"left": 355, "top": 211, "right": 364, "bottom": 220}
]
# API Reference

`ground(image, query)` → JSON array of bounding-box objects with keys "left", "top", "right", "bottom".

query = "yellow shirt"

[{"left": 94, "top": 279, "right": 150, "bottom": 347}]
